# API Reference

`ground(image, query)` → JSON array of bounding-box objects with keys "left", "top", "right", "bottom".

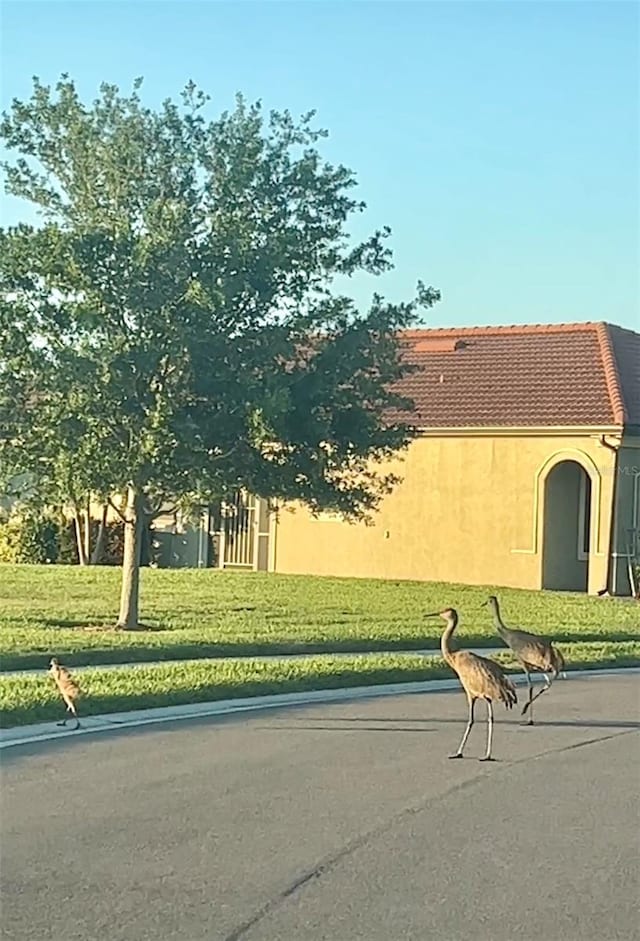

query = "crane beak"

[
  {"left": 480, "top": 601, "right": 488, "bottom": 607},
  {"left": 424, "top": 612, "right": 440, "bottom": 618}
]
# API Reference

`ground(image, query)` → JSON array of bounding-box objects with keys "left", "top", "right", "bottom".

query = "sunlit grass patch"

[{"left": 1, "top": 565, "right": 638, "bottom": 670}]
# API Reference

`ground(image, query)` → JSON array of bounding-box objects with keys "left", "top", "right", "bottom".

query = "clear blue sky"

[{"left": 1, "top": 0, "right": 638, "bottom": 330}]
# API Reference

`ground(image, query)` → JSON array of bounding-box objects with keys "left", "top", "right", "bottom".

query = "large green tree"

[{"left": 0, "top": 76, "right": 439, "bottom": 628}]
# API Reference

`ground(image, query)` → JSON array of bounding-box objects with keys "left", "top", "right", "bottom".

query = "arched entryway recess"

[{"left": 541, "top": 459, "right": 594, "bottom": 592}]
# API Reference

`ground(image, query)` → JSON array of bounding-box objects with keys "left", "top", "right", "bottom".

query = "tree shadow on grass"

[
  {"left": 37, "top": 619, "right": 640, "bottom": 646},
  {"left": 2, "top": 637, "right": 450, "bottom": 672},
  {"left": 4, "top": 620, "right": 639, "bottom": 674},
  {"left": 40, "top": 617, "right": 166, "bottom": 632}
]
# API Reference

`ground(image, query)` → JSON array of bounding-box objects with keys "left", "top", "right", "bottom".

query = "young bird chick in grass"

[{"left": 48, "top": 658, "right": 81, "bottom": 729}]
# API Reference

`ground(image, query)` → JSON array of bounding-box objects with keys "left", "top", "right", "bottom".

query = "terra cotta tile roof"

[{"left": 394, "top": 322, "right": 640, "bottom": 429}]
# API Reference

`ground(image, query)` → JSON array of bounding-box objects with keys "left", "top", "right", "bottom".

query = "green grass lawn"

[
  {"left": 1, "top": 563, "right": 638, "bottom": 671},
  {"left": 2, "top": 642, "right": 639, "bottom": 727}
]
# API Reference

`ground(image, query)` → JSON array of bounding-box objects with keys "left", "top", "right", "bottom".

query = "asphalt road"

[{"left": 2, "top": 673, "right": 639, "bottom": 941}]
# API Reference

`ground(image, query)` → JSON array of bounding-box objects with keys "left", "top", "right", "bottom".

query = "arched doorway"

[{"left": 542, "top": 460, "right": 592, "bottom": 591}]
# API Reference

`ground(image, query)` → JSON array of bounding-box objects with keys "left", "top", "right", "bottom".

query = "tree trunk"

[
  {"left": 84, "top": 494, "right": 91, "bottom": 562},
  {"left": 116, "top": 487, "right": 145, "bottom": 629},
  {"left": 73, "top": 506, "right": 87, "bottom": 566},
  {"left": 90, "top": 503, "right": 109, "bottom": 565}
]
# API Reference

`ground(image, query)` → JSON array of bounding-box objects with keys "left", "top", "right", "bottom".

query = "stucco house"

[
  {"left": 215, "top": 321, "right": 639, "bottom": 596},
  {"left": 4, "top": 320, "right": 639, "bottom": 594}
]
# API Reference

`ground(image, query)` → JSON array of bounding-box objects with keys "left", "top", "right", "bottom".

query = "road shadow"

[
  {"left": 263, "top": 715, "right": 640, "bottom": 731},
  {"left": 516, "top": 719, "right": 640, "bottom": 729},
  {"left": 254, "top": 724, "right": 437, "bottom": 733}
]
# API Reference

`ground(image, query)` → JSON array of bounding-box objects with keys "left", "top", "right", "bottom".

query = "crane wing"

[
  {"left": 52, "top": 665, "right": 81, "bottom": 697},
  {"left": 454, "top": 651, "right": 518, "bottom": 708},
  {"left": 508, "top": 630, "right": 560, "bottom": 672}
]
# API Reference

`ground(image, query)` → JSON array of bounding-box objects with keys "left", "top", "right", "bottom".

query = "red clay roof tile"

[{"left": 393, "top": 322, "right": 640, "bottom": 429}]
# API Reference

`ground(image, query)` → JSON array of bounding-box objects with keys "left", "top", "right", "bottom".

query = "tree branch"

[
  {"left": 145, "top": 495, "right": 165, "bottom": 517},
  {"left": 107, "top": 497, "right": 127, "bottom": 523},
  {"left": 150, "top": 502, "right": 178, "bottom": 520}
]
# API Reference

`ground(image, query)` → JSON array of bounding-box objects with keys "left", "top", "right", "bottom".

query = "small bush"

[
  {"left": 58, "top": 517, "right": 136, "bottom": 566},
  {"left": 0, "top": 510, "right": 60, "bottom": 564},
  {"left": 104, "top": 519, "right": 127, "bottom": 565},
  {"left": 0, "top": 508, "right": 142, "bottom": 566},
  {"left": 57, "top": 517, "right": 79, "bottom": 565}
]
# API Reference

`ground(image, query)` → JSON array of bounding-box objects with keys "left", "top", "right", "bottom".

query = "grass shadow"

[
  {"left": 2, "top": 640, "right": 640, "bottom": 673},
  {"left": 23, "top": 623, "right": 640, "bottom": 648},
  {"left": 0, "top": 639, "right": 447, "bottom": 671},
  {"left": 40, "top": 617, "right": 167, "bottom": 632},
  {"left": 552, "top": 631, "right": 640, "bottom": 644}
]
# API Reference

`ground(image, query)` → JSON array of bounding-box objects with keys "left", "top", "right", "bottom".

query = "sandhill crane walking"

[
  {"left": 48, "top": 658, "right": 81, "bottom": 729},
  {"left": 483, "top": 595, "right": 565, "bottom": 725},
  {"left": 426, "top": 608, "right": 517, "bottom": 761}
]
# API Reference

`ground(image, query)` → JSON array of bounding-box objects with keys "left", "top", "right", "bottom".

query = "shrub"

[
  {"left": 0, "top": 509, "right": 60, "bottom": 564},
  {"left": 0, "top": 506, "right": 153, "bottom": 566},
  {"left": 58, "top": 517, "right": 129, "bottom": 566},
  {"left": 57, "top": 517, "right": 79, "bottom": 565}
]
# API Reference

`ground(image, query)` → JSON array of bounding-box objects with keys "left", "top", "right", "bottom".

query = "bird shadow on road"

[
  {"left": 514, "top": 719, "right": 640, "bottom": 729},
  {"left": 254, "top": 723, "right": 437, "bottom": 733},
  {"left": 258, "top": 716, "right": 640, "bottom": 731}
]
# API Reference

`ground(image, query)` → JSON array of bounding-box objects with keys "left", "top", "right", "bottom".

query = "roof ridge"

[
  {"left": 400, "top": 321, "right": 615, "bottom": 339},
  {"left": 596, "top": 322, "right": 628, "bottom": 425}
]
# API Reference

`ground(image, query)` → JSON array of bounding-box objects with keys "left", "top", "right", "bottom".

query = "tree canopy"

[{"left": 0, "top": 76, "right": 439, "bottom": 625}]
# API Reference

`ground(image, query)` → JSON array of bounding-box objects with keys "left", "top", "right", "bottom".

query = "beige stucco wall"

[{"left": 272, "top": 433, "right": 619, "bottom": 594}]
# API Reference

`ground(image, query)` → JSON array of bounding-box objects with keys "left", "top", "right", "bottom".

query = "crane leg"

[
  {"left": 479, "top": 699, "right": 496, "bottom": 761},
  {"left": 68, "top": 701, "right": 81, "bottom": 730},
  {"left": 57, "top": 704, "right": 70, "bottom": 727},
  {"left": 521, "top": 669, "right": 535, "bottom": 725},
  {"left": 449, "top": 696, "right": 475, "bottom": 759},
  {"left": 57, "top": 701, "right": 80, "bottom": 730},
  {"left": 522, "top": 673, "right": 552, "bottom": 715}
]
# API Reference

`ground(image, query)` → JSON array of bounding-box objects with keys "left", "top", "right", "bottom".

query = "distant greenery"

[
  {"left": 1, "top": 564, "right": 638, "bottom": 671},
  {"left": 2, "top": 642, "right": 639, "bottom": 727},
  {"left": 0, "top": 509, "right": 127, "bottom": 565},
  {"left": 0, "top": 510, "right": 60, "bottom": 565}
]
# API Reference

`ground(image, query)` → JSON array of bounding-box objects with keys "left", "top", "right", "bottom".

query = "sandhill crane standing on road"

[
  {"left": 426, "top": 608, "right": 517, "bottom": 761},
  {"left": 48, "top": 658, "right": 81, "bottom": 729},
  {"left": 482, "top": 595, "right": 565, "bottom": 726}
]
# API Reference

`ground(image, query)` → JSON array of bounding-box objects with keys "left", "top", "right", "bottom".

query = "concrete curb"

[{"left": 2, "top": 667, "right": 637, "bottom": 752}]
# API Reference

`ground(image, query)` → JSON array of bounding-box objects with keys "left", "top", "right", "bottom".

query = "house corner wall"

[{"left": 272, "top": 433, "right": 618, "bottom": 592}]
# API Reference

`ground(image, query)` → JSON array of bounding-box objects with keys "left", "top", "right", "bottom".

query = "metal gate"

[{"left": 217, "top": 491, "right": 257, "bottom": 568}]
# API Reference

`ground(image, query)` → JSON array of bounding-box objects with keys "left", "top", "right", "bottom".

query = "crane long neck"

[
  {"left": 490, "top": 603, "right": 509, "bottom": 636},
  {"left": 440, "top": 616, "right": 458, "bottom": 665}
]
